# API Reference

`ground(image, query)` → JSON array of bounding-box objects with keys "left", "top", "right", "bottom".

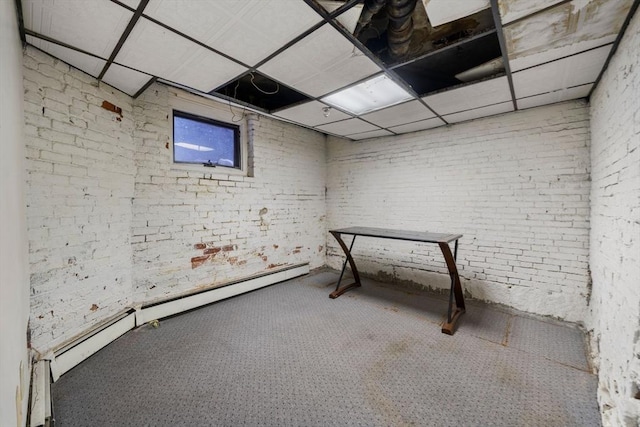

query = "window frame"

[
  {"left": 172, "top": 110, "right": 241, "bottom": 169},
  {"left": 168, "top": 90, "right": 251, "bottom": 178}
]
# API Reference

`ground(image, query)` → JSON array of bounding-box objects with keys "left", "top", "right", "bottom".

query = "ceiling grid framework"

[{"left": 17, "top": 0, "right": 637, "bottom": 140}]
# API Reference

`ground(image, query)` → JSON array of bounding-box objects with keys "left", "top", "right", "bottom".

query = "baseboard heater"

[{"left": 47, "top": 263, "right": 309, "bottom": 383}]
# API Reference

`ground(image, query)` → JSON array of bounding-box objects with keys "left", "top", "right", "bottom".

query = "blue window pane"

[{"left": 173, "top": 112, "right": 239, "bottom": 167}]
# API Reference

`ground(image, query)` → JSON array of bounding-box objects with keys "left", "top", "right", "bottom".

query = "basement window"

[{"left": 173, "top": 110, "right": 240, "bottom": 169}]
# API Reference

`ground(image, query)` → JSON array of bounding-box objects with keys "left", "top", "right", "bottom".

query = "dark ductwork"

[
  {"left": 354, "top": 0, "right": 387, "bottom": 37},
  {"left": 354, "top": 0, "right": 419, "bottom": 59},
  {"left": 387, "top": 0, "right": 418, "bottom": 58}
]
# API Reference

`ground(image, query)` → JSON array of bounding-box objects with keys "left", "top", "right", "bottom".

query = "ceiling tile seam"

[
  {"left": 314, "top": 114, "right": 398, "bottom": 137},
  {"left": 324, "top": 0, "right": 363, "bottom": 19},
  {"left": 250, "top": 0, "right": 361, "bottom": 71},
  {"left": 372, "top": 115, "right": 443, "bottom": 132},
  {"left": 588, "top": 0, "right": 639, "bottom": 99},
  {"left": 24, "top": 29, "right": 106, "bottom": 62},
  {"left": 25, "top": 29, "right": 156, "bottom": 89},
  {"left": 490, "top": 0, "right": 518, "bottom": 112},
  {"left": 512, "top": 41, "right": 615, "bottom": 75},
  {"left": 501, "top": 0, "right": 572, "bottom": 28},
  {"left": 387, "top": 28, "right": 498, "bottom": 71},
  {"left": 250, "top": 22, "right": 327, "bottom": 70},
  {"left": 347, "top": 129, "right": 393, "bottom": 138},
  {"left": 300, "top": 0, "right": 449, "bottom": 126},
  {"left": 110, "top": 0, "right": 136, "bottom": 13},
  {"left": 439, "top": 100, "right": 514, "bottom": 118},
  {"left": 419, "top": 72, "right": 508, "bottom": 98},
  {"left": 140, "top": 14, "right": 252, "bottom": 70},
  {"left": 388, "top": 117, "right": 446, "bottom": 131},
  {"left": 98, "top": 0, "right": 150, "bottom": 80},
  {"left": 515, "top": 82, "right": 593, "bottom": 101},
  {"left": 24, "top": 43, "right": 146, "bottom": 98},
  {"left": 269, "top": 97, "right": 353, "bottom": 117},
  {"left": 133, "top": 76, "right": 157, "bottom": 99}
]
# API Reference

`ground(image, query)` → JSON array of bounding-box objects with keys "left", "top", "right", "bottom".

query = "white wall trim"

[
  {"left": 136, "top": 263, "right": 309, "bottom": 326},
  {"left": 44, "top": 263, "right": 309, "bottom": 382}
]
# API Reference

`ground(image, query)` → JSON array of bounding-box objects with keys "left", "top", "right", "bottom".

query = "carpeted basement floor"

[{"left": 51, "top": 269, "right": 600, "bottom": 426}]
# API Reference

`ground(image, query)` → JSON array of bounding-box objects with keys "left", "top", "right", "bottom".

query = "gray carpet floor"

[{"left": 51, "top": 269, "right": 600, "bottom": 426}]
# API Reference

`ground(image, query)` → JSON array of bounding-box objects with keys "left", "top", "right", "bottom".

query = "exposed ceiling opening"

[
  {"left": 17, "top": 0, "right": 638, "bottom": 140},
  {"left": 214, "top": 72, "right": 311, "bottom": 112}
]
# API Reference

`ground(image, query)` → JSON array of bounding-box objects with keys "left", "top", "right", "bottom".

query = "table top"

[{"left": 330, "top": 227, "right": 462, "bottom": 244}]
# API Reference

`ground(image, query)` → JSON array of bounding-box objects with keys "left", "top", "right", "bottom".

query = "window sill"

[{"left": 170, "top": 163, "right": 250, "bottom": 181}]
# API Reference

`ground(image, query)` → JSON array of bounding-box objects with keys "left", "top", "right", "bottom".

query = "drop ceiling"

[{"left": 18, "top": 0, "right": 637, "bottom": 140}]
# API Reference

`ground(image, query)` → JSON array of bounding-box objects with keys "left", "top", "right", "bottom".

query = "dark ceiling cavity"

[
  {"left": 213, "top": 0, "right": 505, "bottom": 112},
  {"left": 393, "top": 31, "right": 503, "bottom": 95},
  {"left": 213, "top": 72, "right": 311, "bottom": 112}
]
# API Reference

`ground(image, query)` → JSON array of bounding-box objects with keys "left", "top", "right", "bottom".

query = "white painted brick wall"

[
  {"left": 24, "top": 47, "right": 327, "bottom": 352},
  {"left": 24, "top": 47, "right": 136, "bottom": 352},
  {"left": 588, "top": 11, "right": 640, "bottom": 427},
  {"left": 131, "top": 86, "right": 326, "bottom": 302},
  {"left": 327, "top": 101, "right": 591, "bottom": 322}
]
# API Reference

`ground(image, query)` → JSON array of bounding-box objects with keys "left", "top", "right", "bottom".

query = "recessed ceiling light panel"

[{"left": 321, "top": 75, "right": 413, "bottom": 115}]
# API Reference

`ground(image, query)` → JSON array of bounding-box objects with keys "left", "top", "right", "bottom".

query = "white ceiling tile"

[
  {"left": 23, "top": 0, "right": 132, "bottom": 58},
  {"left": 505, "top": 0, "right": 631, "bottom": 71},
  {"left": 144, "top": 0, "right": 323, "bottom": 67},
  {"left": 115, "top": 18, "right": 247, "bottom": 93},
  {"left": 424, "top": 0, "right": 490, "bottom": 27},
  {"left": 444, "top": 102, "right": 514, "bottom": 123},
  {"left": 422, "top": 77, "right": 511, "bottom": 115},
  {"left": 318, "top": 1, "right": 364, "bottom": 33},
  {"left": 348, "top": 129, "right": 395, "bottom": 140},
  {"left": 118, "top": 0, "right": 140, "bottom": 9},
  {"left": 102, "top": 63, "right": 152, "bottom": 96},
  {"left": 26, "top": 35, "right": 106, "bottom": 78},
  {"left": 316, "top": 118, "right": 380, "bottom": 135},
  {"left": 512, "top": 45, "right": 610, "bottom": 98},
  {"left": 498, "top": 0, "right": 565, "bottom": 25},
  {"left": 259, "top": 24, "right": 382, "bottom": 97},
  {"left": 274, "top": 101, "right": 352, "bottom": 127},
  {"left": 517, "top": 83, "right": 593, "bottom": 110},
  {"left": 388, "top": 117, "right": 445, "bottom": 134},
  {"left": 361, "top": 100, "right": 435, "bottom": 129}
]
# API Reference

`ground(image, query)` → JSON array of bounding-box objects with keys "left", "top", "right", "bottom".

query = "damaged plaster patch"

[
  {"left": 499, "top": 0, "right": 566, "bottom": 25},
  {"left": 504, "top": 0, "right": 632, "bottom": 71}
]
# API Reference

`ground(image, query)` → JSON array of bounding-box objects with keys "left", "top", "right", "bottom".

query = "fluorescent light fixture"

[
  {"left": 175, "top": 142, "right": 214, "bottom": 152},
  {"left": 321, "top": 75, "right": 413, "bottom": 115}
]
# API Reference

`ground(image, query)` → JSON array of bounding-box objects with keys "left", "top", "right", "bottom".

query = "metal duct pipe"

[
  {"left": 354, "top": 0, "right": 387, "bottom": 37},
  {"left": 387, "top": 0, "right": 418, "bottom": 58}
]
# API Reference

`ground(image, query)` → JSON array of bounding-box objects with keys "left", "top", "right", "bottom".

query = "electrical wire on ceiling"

[{"left": 250, "top": 72, "right": 279, "bottom": 95}]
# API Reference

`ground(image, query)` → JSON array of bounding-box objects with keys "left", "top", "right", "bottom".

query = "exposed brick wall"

[
  {"left": 326, "top": 101, "right": 591, "bottom": 322},
  {"left": 24, "top": 48, "right": 327, "bottom": 352},
  {"left": 24, "top": 47, "right": 136, "bottom": 351},
  {"left": 131, "top": 86, "right": 326, "bottom": 303},
  {"left": 588, "top": 11, "right": 640, "bottom": 426}
]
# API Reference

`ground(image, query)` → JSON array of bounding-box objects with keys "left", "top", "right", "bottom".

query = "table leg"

[
  {"left": 329, "top": 232, "right": 362, "bottom": 298},
  {"left": 438, "top": 240, "right": 465, "bottom": 335}
]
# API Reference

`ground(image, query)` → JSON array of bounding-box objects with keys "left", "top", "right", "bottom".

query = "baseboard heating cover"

[
  {"left": 135, "top": 263, "right": 310, "bottom": 326},
  {"left": 47, "top": 263, "right": 309, "bottom": 382}
]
